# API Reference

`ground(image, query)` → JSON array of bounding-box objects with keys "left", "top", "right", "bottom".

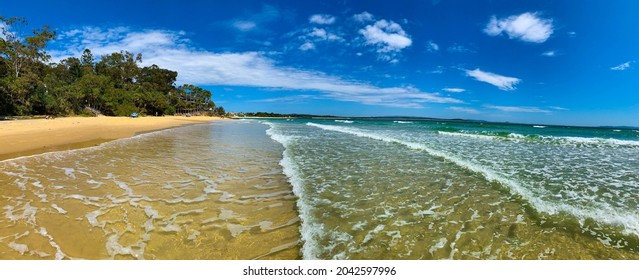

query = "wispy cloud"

[
  {"left": 353, "top": 12, "right": 374, "bottom": 23},
  {"left": 253, "top": 94, "right": 321, "bottom": 104},
  {"left": 296, "top": 27, "right": 343, "bottom": 52},
  {"left": 447, "top": 44, "right": 474, "bottom": 53},
  {"left": 448, "top": 107, "right": 479, "bottom": 114},
  {"left": 229, "top": 4, "right": 282, "bottom": 32},
  {"left": 299, "top": 42, "right": 315, "bottom": 51},
  {"left": 52, "top": 26, "right": 462, "bottom": 109},
  {"left": 611, "top": 61, "right": 633, "bottom": 71},
  {"left": 233, "top": 21, "right": 257, "bottom": 32},
  {"left": 484, "top": 12, "right": 554, "bottom": 43},
  {"left": 465, "top": 68, "right": 521, "bottom": 91},
  {"left": 307, "top": 27, "right": 342, "bottom": 41},
  {"left": 426, "top": 40, "right": 439, "bottom": 52},
  {"left": 359, "top": 19, "right": 412, "bottom": 61},
  {"left": 309, "top": 14, "right": 336, "bottom": 25},
  {"left": 430, "top": 66, "right": 444, "bottom": 74},
  {"left": 485, "top": 105, "right": 550, "bottom": 113},
  {"left": 541, "top": 50, "right": 556, "bottom": 57},
  {"left": 548, "top": 106, "right": 568, "bottom": 111},
  {"left": 442, "top": 88, "right": 465, "bottom": 93}
]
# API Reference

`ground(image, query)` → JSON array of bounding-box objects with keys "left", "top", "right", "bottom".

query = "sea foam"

[{"left": 264, "top": 121, "right": 323, "bottom": 259}]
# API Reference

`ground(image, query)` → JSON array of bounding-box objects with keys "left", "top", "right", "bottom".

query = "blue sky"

[{"left": 5, "top": 0, "right": 639, "bottom": 126}]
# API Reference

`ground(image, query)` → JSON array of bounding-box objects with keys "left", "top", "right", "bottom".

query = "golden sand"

[{"left": 0, "top": 116, "right": 222, "bottom": 160}]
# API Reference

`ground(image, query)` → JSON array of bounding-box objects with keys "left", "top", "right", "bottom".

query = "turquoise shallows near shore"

[{"left": 264, "top": 118, "right": 639, "bottom": 259}]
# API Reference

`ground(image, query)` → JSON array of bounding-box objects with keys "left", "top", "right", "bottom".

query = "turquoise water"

[{"left": 263, "top": 118, "right": 639, "bottom": 259}]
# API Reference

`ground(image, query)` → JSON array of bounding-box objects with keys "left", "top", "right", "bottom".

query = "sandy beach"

[{"left": 0, "top": 116, "right": 222, "bottom": 161}]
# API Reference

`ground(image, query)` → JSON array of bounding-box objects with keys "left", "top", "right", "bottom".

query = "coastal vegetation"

[{"left": 0, "top": 16, "right": 220, "bottom": 117}]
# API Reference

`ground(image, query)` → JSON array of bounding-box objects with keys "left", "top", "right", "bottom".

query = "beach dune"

[{"left": 0, "top": 116, "right": 221, "bottom": 160}]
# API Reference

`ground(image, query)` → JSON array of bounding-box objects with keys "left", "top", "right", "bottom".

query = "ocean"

[
  {"left": 1, "top": 119, "right": 638, "bottom": 259},
  {"left": 264, "top": 118, "right": 639, "bottom": 259}
]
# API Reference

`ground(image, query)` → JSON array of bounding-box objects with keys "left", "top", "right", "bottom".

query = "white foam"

[
  {"left": 440, "top": 129, "right": 639, "bottom": 148},
  {"left": 51, "top": 204, "right": 67, "bottom": 214},
  {"left": 533, "top": 125, "right": 546, "bottom": 128},
  {"left": 8, "top": 242, "right": 29, "bottom": 255},
  {"left": 543, "top": 135, "right": 639, "bottom": 147},
  {"left": 62, "top": 168, "right": 76, "bottom": 179},
  {"left": 335, "top": 120, "right": 354, "bottom": 124},
  {"left": 105, "top": 233, "right": 145, "bottom": 259},
  {"left": 38, "top": 227, "right": 66, "bottom": 260},
  {"left": 187, "top": 230, "right": 200, "bottom": 241},
  {"left": 218, "top": 209, "right": 236, "bottom": 220},
  {"left": 86, "top": 210, "right": 105, "bottom": 228},
  {"left": 114, "top": 180, "right": 133, "bottom": 196},
  {"left": 437, "top": 131, "right": 496, "bottom": 141},
  {"left": 144, "top": 206, "right": 159, "bottom": 219},
  {"left": 362, "top": 224, "right": 385, "bottom": 244},
  {"left": 393, "top": 121, "right": 413, "bottom": 124},
  {"left": 263, "top": 121, "right": 322, "bottom": 260},
  {"left": 86, "top": 179, "right": 104, "bottom": 188},
  {"left": 351, "top": 221, "right": 367, "bottom": 231},
  {"left": 307, "top": 122, "right": 639, "bottom": 237},
  {"left": 4, "top": 203, "right": 38, "bottom": 224},
  {"left": 227, "top": 223, "right": 249, "bottom": 237},
  {"left": 429, "top": 238, "right": 447, "bottom": 255}
]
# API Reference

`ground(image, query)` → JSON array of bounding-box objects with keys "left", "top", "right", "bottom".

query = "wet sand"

[{"left": 0, "top": 116, "right": 222, "bottom": 161}]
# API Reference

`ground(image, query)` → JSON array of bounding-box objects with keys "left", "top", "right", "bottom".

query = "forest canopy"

[{"left": 0, "top": 16, "right": 220, "bottom": 117}]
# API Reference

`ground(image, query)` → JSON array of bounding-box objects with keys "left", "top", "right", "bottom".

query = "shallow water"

[
  {"left": 2, "top": 118, "right": 638, "bottom": 259},
  {"left": 265, "top": 119, "right": 639, "bottom": 259},
  {"left": 0, "top": 121, "right": 300, "bottom": 259}
]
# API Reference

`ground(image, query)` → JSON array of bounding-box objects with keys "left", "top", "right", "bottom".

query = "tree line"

[{"left": 0, "top": 16, "right": 224, "bottom": 117}]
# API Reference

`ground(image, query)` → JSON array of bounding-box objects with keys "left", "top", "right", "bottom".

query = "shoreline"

[{"left": 0, "top": 116, "right": 223, "bottom": 161}]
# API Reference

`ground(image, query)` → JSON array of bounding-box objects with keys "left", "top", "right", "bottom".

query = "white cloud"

[
  {"left": 309, "top": 14, "right": 336, "bottom": 25},
  {"left": 228, "top": 4, "right": 281, "bottom": 33},
  {"left": 484, "top": 12, "right": 554, "bottom": 43},
  {"left": 448, "top": 107, "right": 479, "bottom": 114},
  {"left": 353, "top": 12, "right": 374, "bottom": 22},
  {"left": 548, "top": 106, "right": 568, "bottom": 111},
  {"left": 442, "top": 88, "right": 465, "bottom": 93},
  {"left": 611, "top": 61, "right": 632, "bottom": 71},
  {"left": 485, "top": 105, "right": 550, "bottom": 113},
  {"left": 465, "top": 68, "right": 521, "bottom": 91},
  {"left": 299, "top": 42, "right": 315, "bottom": 51},
  {"left": 233, "top": 21, "right": 257, "bottom": 32},
  {"left": 308, "top": 28, "right": 342, "bottom": 41},
  {"left": 541, "top": 50, "right": 556, "bottom": 57},
  {"left": 0, "top": 22, "right": 17, "bottom": 40},
  {"left": 50, "top": 27, "right": 183, "bottom": 60},
  {"left": 430, "top": 66, "right": 444, "bottom": 74},
  {"left": 360, "top": 19, "right": 412, "bottom": 55},
  {"left": 426, "top": 41, "right": 439, "bottom": 52},
  {"left": 52, "top": 27, "right": 462, "bottom": 109},
  {"left": 447, "top": 44, "right": 473, "bottom": 53}
]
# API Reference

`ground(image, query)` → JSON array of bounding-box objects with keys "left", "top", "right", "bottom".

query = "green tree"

[
  {"left": 80, "top": 48, "right": 94, "bottom": 75},
  {"left": 138, "top": 64, "right": 177, "bottom": 93},
  {"left": 95, "top": 51, "right": 142, "bottom": 89},
  {"left": 214, "top": 106, "right": 226, "bottom": 117},
  {"left": 0, "top": 16, "right": 55, "bottom": 115}
]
